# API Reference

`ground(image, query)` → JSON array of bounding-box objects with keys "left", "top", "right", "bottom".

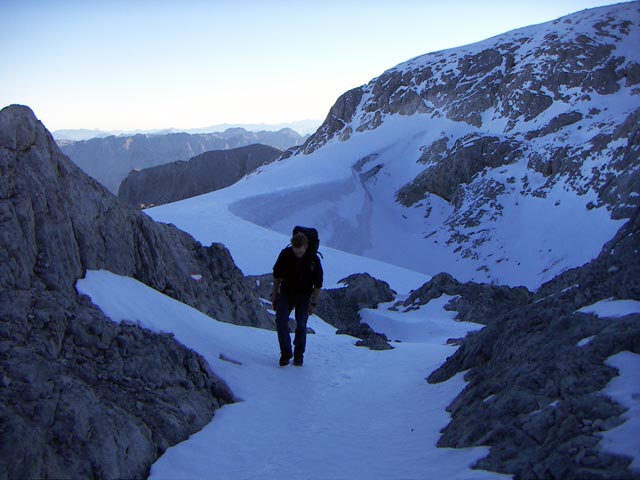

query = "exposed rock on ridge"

[
  {"left": 118, "top": 143, "right": 281, "bottom": 208},
  {"left": 0, "top": 105, "right": 269, "bottom": 479},
  {"left": 0, "top": 105, "right": 271, "bottom": 329}
]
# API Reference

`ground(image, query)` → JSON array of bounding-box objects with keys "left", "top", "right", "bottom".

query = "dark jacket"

[{"left": 273, "top": 246, "right": 323, "bottom": 295}]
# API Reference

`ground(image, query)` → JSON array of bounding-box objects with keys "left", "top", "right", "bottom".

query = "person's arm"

[
  {"left": 272, "top": 277, "right": 282, "bottom": 311},
  {"left": 309, "top": 287, "right": 321, "bottom": 315},
  {"left": 309, "top": 257, "right": 323, "bottom": 315}
]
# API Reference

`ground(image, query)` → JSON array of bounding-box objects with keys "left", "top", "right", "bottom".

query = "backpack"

[{"left": 292, "top": 225, "right": 322, "bottom": 258}]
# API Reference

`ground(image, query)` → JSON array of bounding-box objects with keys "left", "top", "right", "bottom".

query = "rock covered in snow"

[
  {"left": 425, "top": 210, "right": 640, "bottom": 479},
  {"left": 0, "top": 105, "right": 268, "bottom": 478}
]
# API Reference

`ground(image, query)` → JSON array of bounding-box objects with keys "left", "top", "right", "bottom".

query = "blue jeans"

[{"left": 275, "top": 291, "right": 310, "bottom": 357}]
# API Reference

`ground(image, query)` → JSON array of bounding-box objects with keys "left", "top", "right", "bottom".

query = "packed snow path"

[{"left": 77, "top": 270, "right": 507, "bottom": 480}]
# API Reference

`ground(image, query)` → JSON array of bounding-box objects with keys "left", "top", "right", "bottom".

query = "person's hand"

[
  {"left": 271, "top": 293, "right": 278, "bottom": 311},
  {"left": 308, "top": 302, "right": 317, "bottom": 315}
]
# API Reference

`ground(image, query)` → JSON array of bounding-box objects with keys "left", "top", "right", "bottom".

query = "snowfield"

[{"left": 77, "top": 270, "right": 508, "bottom": 480}]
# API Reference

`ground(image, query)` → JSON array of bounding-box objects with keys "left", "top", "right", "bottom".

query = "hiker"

[{"left": 272, "top": 231, "right": 323, "bottom": 366}]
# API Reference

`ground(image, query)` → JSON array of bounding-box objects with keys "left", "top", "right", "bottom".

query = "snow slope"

[
  {"left": 75, "top": 258, "right": 640, "bottom": 478},
  {"left": 77, "top": 269, "right": 508, "bottom": 480}
]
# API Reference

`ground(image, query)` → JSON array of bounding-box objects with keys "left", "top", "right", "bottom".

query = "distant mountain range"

[
  {"left": 53, "top": 119, "right": 322, "bottom": 141},
  {"left": 60, "top": 128, "right": 304, "bottom": 193}
]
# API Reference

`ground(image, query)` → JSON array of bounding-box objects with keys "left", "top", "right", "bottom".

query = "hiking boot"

[
  {"left": 293, "top": 354, "right": 303, "bottom": 366},
  {"left": 279, "top": 353, "right": 292, "bottom": 366}
]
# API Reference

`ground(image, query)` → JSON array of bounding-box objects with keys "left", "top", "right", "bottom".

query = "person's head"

[{"left": 291, "top": 232, "right": 308, "bottom": 258}]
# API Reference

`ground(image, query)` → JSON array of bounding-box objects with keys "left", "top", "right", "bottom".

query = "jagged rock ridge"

[
  {"left": 118, "top": 143, "right": 282, "bottom": 208},
  {"left": 61, "top": 127, "right": 305, "bottom": 193},
  {"left": 0, "top": 105, "right": 271, "bottom": 479}
]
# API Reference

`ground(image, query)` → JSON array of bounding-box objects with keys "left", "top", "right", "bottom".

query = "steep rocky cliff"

[
  {"left": 0, "top": 105, "right": 270, "bottom": 479},
  {"left": 61, "top": 127, "right": 304, "bottom": 193},
  {"left": 118, "top": 143, "right": 282, "bottom": 208}
]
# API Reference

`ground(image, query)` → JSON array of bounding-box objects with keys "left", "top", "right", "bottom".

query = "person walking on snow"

[{"left": 272, "top": 231, "right": 323, "bottom": 366}]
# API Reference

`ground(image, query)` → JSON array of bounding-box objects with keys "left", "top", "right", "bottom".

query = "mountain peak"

[
  {"left": 304, "top": 2, "right": 639, "bottom": 153},
  {"left": 0, "top": 104, "right": 43, "bottom": 151}
]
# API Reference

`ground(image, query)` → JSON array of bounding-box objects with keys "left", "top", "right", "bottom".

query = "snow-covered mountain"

[{"left": 152, "top": 2, "right": 639, "bottom": 290}]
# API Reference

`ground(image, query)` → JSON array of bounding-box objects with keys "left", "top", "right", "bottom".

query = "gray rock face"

[
  {"left": 318, "top": 273, "right": 396, "bottom": 350},
  {"left": 0, "top": 105, "right": 271, "bottom": 329},
  {"left": 302, "top": 87, "right": 364, "bottom": 154},
  {"left": 397, "top": 134, "right": 525, "bottom": 205},
  {"left": 398, "top": 272, "right": 532, "bottom": 325},
  {"left": 61, "top": 127, "right": 305, "bottom": 193},
  {"left": 0, "top": 105, "right": 270, "bottom": 479},
  {"left": 424, "top": 210, "right": 640, "bottom": 479},
  {"left": 118, "top": 143, "right": 281, "bottom": 208}
]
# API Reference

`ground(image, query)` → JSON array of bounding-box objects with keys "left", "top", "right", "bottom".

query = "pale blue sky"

[{"left": 0, "top": 0, "right": 623, "bottom": 131}]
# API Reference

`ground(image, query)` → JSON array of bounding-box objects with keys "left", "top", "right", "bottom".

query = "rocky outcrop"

[
  {"left": 118, "top": 144, "right": 281, "bottom": 208},
  {"left": 0, "top": 292, "right": 234, "bottom": 480},
  {"left": 311, "top": 273, "right": 396, "bottom": 329},
  {"left": 302, "top": 87, "right": 364, "bottom": 154},
  {"left": 398, "top": 272, "right": 532, "bottom": 327},
  {"left": 0, "top": 105, "right": 270, "bottom": 478},
  {"left": 61, "top": 127, "right": 305, "bottom": 193},
  {"left": 0, "top": 105, "right": 271, "bottom": 329},
  {"left": 424, "top": 210, "right": 640, "bottom": 479},
  {"left": 396, "top": 134, "right": 525, "bottom": 205}
]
